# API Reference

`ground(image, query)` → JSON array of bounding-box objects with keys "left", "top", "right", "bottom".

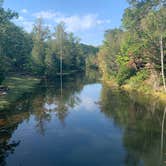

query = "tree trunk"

[
  {"left": 160, "top": 35, "right": 166, "bottom": 92},
  {"left": 60, "top": 31, "right": 63, "bottom": 97}
]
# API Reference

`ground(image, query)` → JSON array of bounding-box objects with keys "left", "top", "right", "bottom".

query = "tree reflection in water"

[
  {"left": 32, "top": 74, "right": 84, "bottom": 132},
  {"left": 160, "top": 107, "right": 166, "bottom": 165},
  {"left": 0, "top": 120, "right": 21, "bottom": 166},
  {"left": 99, "top": 85, "right": 166, "bottom": 166},
  {"left": 0, "top": 72, "right": 87, "bottom": 164},
  {"left": 0, "top": 71, "right": 165, "bottom": 166}
]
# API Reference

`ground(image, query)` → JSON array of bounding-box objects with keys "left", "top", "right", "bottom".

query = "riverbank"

[
  {"left": 0, "top": 76, "right": 41, "bottom": 110},
  {"left": 122, "top": 83, "right": 166, "bottom": 104},
  {"left": 102, "top": 78, "right": 166, "bottom": 105}
]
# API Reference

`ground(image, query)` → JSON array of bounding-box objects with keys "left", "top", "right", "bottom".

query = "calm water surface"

[{"left": 0, "top": 74, "right": 166, "bottom": 166}]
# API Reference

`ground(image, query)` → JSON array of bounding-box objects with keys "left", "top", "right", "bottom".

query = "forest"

[
  {"left": 0, "top": 0, "right": 98, "bottom": 84},
  {"left": 0, "top": 0, "right": 166, "bottom": 165},
  {"left": 97, "top": 0, "right": 166, "bottom": 93},
  {"left": 0, "top": 0, "right": 166, "bottom": 95}
]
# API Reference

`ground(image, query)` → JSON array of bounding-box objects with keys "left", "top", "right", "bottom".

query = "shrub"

[
  {"left": 127, "top": 69, "right": 149, "bottom": 86},
  {"left": 116, "top": 65, "right": 136, "bottom": 86}
]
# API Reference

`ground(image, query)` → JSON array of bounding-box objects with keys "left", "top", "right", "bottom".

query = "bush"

[
  {"left": 135, "top": 69, "right": 148, "bottom": 80},
  {"left": 126, "top": 69, "right": 149, "bottom": 87},
  {"left": 116, "top": 65, "right": 136, "bottom": 86}
]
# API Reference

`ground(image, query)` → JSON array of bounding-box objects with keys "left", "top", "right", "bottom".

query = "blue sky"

[{"left": 4, "top": 0, "right": 128, "bottom": 46}]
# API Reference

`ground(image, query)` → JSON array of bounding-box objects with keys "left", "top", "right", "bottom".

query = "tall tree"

[
  {"left": 0, "top": 0, "right": 18, "bottom": 84},
  {"left": 31, "top": 18, "right": 50, "bottom": 74},
  {"left": 98, "top": 29, "right": 123, "bottom": 79},
  {"left": 54, "top": 22, "right": 66, "bottom": 74},
  {"left": 141, "top": 4, "right": 166, "bottom": 91}
]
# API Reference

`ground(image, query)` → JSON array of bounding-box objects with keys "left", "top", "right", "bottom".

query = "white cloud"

[
  {"left": 18, "top": 16, "right": 24, "bottom": 21},
  {"left": 21, "top": 21, "right": 34, "bottom": 32},
  {"left": 55, "top": 14, "right": 98, "bottom": 32},
  {"left": 54, "top": 14, "right": 111, "bottom": 32},
  {"left": 59, "top": 14, "right": 108, "bottom": 32},
  {"left": 14, "top": 16, "right": 34, "bottom": 32},
  {"left": 14, "top": 15, "right": 54, "bottom": 33},
  {"left": 96, "top": 19, "right": 111, "bottom": 25},
  {"left": 33, "top": 11, "right": 60, "bottom": 19},
  {"left": 44, "top": 102, "right": 58, "bottom": 111},
  {"left": 14, "top": 10, "right": 111, "bottom": 35},
  {"left": 54, "top": 14, "right": 110, "bottom": 32},
  {"left": 74, "top": 96, "right": 98, "bottom": 112},
  {"left": 32, "top": 11, "right": 111, "bottom": 32},
  {"left": 21, "top": 9, "right": 28, "bottom": 14}
]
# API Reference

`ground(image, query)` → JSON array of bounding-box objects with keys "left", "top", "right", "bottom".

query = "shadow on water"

[{"left": 0, "top": 70, "right": 165, "bottom": 166}]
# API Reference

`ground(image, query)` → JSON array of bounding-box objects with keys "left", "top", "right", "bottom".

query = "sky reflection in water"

[{"left": 0, "top": 75, "right": 165, "bottom": 166}]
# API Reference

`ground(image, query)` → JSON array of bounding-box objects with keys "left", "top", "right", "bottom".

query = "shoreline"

[
  {"left": 0, "top": 75, "right": 41, "bottom": 111},
  {"left": 102, "top": 79, "right": 166, "bottom": 105}
]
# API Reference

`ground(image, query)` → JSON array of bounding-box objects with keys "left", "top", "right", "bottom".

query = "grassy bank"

[
  {"left": 102, "top": 75, "right": 166, "bottom": 105},
  {"left": 122, "top": 82, "right": 166, "bottom": 105},
  {"left": 0, "top": 76, "right": 41, "bottom": 110}
]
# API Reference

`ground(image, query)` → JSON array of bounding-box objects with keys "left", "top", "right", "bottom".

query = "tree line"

[
  {"left": 0, "top": 0, "right": 98, "bottom": 84},
  {"left": 98, "top": 0, "right": 166, "bottom": 91}
]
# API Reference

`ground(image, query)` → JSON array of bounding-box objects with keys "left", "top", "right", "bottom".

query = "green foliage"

[
  {"left": 31, "top": 18, "right": 50, "bottom": 75},
  {"left": 0, "top": 1, "right": 32, "bottom": 76},
  {"left": 98, "top": 0, "right": 166, "bottom": 89},
  {"left": 0, "top": 1, "right": 96, "bottom": 79},
  {"left": 126, "top": 69, "right": 149, "bottom": 88},
  {"left": 0, "top": 1, "right": 18, "bottom": 24},
  {"left": 98, "top": 29, "right": 124, "bottom": 78},
  {"left": 86, "top": 54, "right": 98, "bottom": 69},
  {"left": 2, "top": 23, "right": 33, "bottom": 72},
  {"left": 116, "top": 55, "right": 130, "bottom": 66},
  {"left": 139, "top": 69, "right": 149, "bottom": 80},
  {"left": 1, "top": 0, "right": 165, "bottom": 88},
  {"left": 116, "top": 65, "right": 136, "bottom": 86},
  {"left": 44, "top": 45, "right": 59, "bottom": 77},
  {"left": 80, "top": 43, "right": 99, "bottom": 56}
]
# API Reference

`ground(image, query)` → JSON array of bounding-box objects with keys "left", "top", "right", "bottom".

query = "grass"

[
  {"left": 103, "top": 69, "right": 166, "bottom": 104},
  {"left": 0, "top": 76, "right": 40, "bottom": 110},
  {"left": 122, "top": 72, "right": 166, "bottom": 104}
]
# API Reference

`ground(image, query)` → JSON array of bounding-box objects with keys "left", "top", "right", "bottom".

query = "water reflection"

[
  {"left": 161, "top": 107, "right": 166, "bottom": 165},
  {"left": 100, "top": 85, "right": 166, "bottom": 166},
  {"left": 0, "top": 72, "right": 165, "bottom": 166},
  {"left": 30, "top": 73, "right": 86, "bottom": 133}
]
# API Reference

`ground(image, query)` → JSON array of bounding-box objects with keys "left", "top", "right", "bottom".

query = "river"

[{"left": 0, "top": 73, "right": 165, "bottom": 166}]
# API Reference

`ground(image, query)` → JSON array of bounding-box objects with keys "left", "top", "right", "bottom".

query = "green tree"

[
  {"left": 44, "top": 39, "right": 59, "bottom": 77},
  {"left": 54, "top": 22, "right": 66, "bottom": 74},
  {"left": 31, "top": 18, "right": 50, "bottom": 75},
  {"left": 98, "top": 29, "right": 123, "bottom": 79},
  {"left": 0, "top": 0, "right": 18, "bottom": 84},
  {"left": 141, "top": 5, "right": 166, "bottom": 91}
]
